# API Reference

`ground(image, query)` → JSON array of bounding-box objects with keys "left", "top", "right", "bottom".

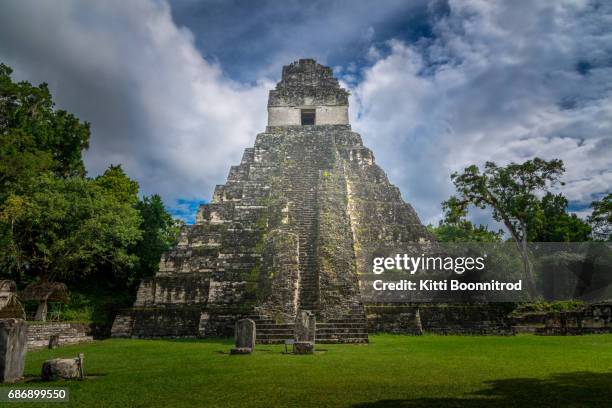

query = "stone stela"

[
  {"left": 294, "top": 310, "right": 316, "bottom": 354},
  {"left": 111, "top": 59, "right": 433, "bottom": 343},
  {"left": 230, "top": 319, "right": 256, "bottom": 354},
  {"left": 0, "top": 318, "right": 27, "bottom": 383}
]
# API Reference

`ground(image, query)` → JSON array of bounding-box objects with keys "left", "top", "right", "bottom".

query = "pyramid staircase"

[
  {"left": 248, "top": 305, "right": 369, "bottom": 344},
  {"left": 245, "top": 134, "right": 368, "bottom": 344}
]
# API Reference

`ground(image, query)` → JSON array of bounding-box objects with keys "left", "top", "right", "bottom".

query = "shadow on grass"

[{"left": 353, "top": 371, "right": 612, "bottom": 408}]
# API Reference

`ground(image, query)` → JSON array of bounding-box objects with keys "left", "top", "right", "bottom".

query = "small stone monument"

[
  {"left": 294, "top": 310, "right": 315, "bottom": 354},
  {"left": 415, "top": 308, "right": 423, "bottom": 336},
  {"left": 41, "top": 354, "right": 84, "bottom": 381},
  {"left": 230, "top": 318, "right": 255, "bottom": 354},
  {"left": 0, "top": 318, "right": 27, "bottom": 383},
  {"left": 48, "top": 334, "right": 60, "bottom": 349}
]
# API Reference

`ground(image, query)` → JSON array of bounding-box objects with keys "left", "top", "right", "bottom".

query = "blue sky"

[{"left": 1, "top": 0, "right": 610, "bottom": 225}]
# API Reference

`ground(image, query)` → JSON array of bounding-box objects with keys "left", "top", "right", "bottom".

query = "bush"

[{"left": 511, "top": 300, "right": 586, "bottom": 315}]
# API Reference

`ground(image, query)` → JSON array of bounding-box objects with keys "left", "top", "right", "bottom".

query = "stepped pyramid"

[{"left": 112, "top": 59, "right": 433, "bottom": 343}]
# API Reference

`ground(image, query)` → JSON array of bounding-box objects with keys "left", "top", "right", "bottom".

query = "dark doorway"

[{"left": 301, "top": 109, "right": 315, "bottom": 125}]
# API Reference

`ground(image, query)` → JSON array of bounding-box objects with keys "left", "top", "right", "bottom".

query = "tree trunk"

[
  {"left": 35, "top": 300, "right": 48, "bottom": 321},
  {"left": 519, "top": 221, "right": 537, "bottom": 300}
]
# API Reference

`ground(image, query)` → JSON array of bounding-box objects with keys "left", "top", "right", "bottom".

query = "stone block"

[
  {"left": 41, "top": 356, "right": 83, "bottom": 381},
  {"left": 0, "top": 318, "right": 27, "bottom": 383},
  {"left": 294, "top": 341, "right": 314, "bottom": 354}
]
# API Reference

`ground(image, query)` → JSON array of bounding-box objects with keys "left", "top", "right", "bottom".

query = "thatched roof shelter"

[
  {"left": 21, "top": 281, "right": 69, "bottom": 303},
  {"left": 0, "top": 280, "right": 26, "bottom": 319}
]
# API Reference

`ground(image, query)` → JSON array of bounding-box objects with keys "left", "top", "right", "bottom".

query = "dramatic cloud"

[
  {"left": 168, "top": 0, "right": 430, "bottom": 81},
  {"left": 350, "top": 0, "right": 612, "bottom": 225},
  {"left": 1, "top": 0, "right": 610, "bottom": 226},
  {"left": 0, "top": 0, "right": 272, "bottom": 219}
]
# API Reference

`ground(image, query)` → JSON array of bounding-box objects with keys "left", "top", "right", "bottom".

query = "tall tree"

[
  {"left": 589, "top": 193, "right": 612, "bottom": 241},
  {"left": 447, "top": 158, "right": 565, "bottom": 298},
  {"left": 0, "top": 63, "right": 89, "bottom": 187},
  {"left": 0, "top": 63, "right": 180, "bottom": 322},
  {"left": 0, "top": 168, "right": 143, "bottom": 319}
]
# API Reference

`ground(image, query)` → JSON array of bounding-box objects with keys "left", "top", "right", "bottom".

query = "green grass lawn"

[{"left": 2, "top": 334, "right": 611, "bottom": 407}]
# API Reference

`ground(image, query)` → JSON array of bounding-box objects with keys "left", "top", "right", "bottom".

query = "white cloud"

[
  {"left": 1, "top": 0, "right": 610, "bottom": 228},
  {"left": 350, "top": 0, "right": 612, "bottom": 226},
  {"left": 0, "top": 0, "right": 272, "bottom": 216}
]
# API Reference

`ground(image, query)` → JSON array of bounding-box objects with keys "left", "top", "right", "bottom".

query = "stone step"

[
  {"left": 256, "top": 333, "right": 368, "bottom": 341},
  {"left": 255, "top": 324, "right": 295, "bottom": 329},
  {"left": 256, "top": 328, "right": 295, "bottom": 333},
  {"left": 326, "top": 318, "right": 368, "bottom": 323},
  {"left": 316, "top": 338, "right": 369, "bottom": 344},
  {"left": 317, "top": 323, "right": 367, "bottom": 329},
  {"left": 256, "top": 335, "right": 294, "bottom": 340},
  {"left": 317, "top": 330, "right": 368, "bottom": 335},
  {"left": 257, "top": 338, "right": 369, "bottom": 345},
  {"left": 317, "top": 334, "right": 369, "bottom": 339}
]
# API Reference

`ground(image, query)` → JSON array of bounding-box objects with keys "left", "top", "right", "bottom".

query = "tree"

[
  {"left": 0, "top": 63, "right": 179, "bottom": 324},
  {"left": 1, "top": 62, "right": 92, "bottom": 275},
  {"left": 0, "top": 63, "right": 90, "bottom": 177},
  {"left": 129, "top": 194, "right": 182, "bottom": 287},
  {"left": 447, "top": 158, "right": 565, "bottom": 298},
  {"left": 528, "top": 193, "right": 591, "bottom": 242},
  {"left": 589, "top": 194, "right": 612, "bottom": 241},
  {"left": 429, "top": 197, "right": 503, "bottom": 242},
  {"left": 0, "top": 169, "right": 143, "bottom": 319},
  {"left": 0, "top": 63, "right": 89, "bottom": 184}
]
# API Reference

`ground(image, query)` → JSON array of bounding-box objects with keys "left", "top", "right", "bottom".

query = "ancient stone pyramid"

[{"left": 112, "top": 59, "right": 432, "bottom": 343}]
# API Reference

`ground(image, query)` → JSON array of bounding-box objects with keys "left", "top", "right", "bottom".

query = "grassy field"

[{"left": 2, "top": 334, "right": 611, "bottom": 407}]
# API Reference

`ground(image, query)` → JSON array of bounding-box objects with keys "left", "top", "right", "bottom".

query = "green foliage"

[
  {"left": 446, "top": 158, "right": 573, "bottom": 298},
  {"left": 528, "top": 193, "right": 591, "bottom": 242},
  {"left": 0, "top": 169, "right": 142, "bottom": 283},
  {"left": 0, "top": 63, "right": 89, "bottom": 186},
  {"left": 50, "top": 284, "right": 133, "bottom": 329},
  {"left": 589, "top": 193, "right": 612, "bottom": 241},
  {"left": 443, "top": 162, "right": 590, "bottom": 243},
  {"left": 0, "top": 63, "right": 179, "bottom": 325},
  {"left": 128, "top": 194, "right": 182, "bottom": 287},
  {"left": 511, "top": 300, "right": 586, "bottom": 315},
  {"left": 427, "top": 222, "right": 503, "bottom": 242},
  {"left": 429, "top": 196, "right": 504, "bottom": 242},
  {"left": 448, "top": 158, "right": 566, "bottom": 244}
]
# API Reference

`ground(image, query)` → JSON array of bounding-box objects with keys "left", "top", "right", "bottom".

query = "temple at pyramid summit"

[{"left": 111, "top": 59, "right": 468, "bottom": 343}]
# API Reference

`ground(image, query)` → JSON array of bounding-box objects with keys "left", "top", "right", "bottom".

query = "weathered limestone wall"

[
  {"left": 510, "top": 302, "right": 612, "bottom": 335},
  {"left": 367, "top": 302, "right": 612, "bottom": 336},
  {"left": 268, "top": 107, "right": 301, "bottom": 126},
  {"left": 267, "top": 106, "right": 349, "bottom": 126},
  {"left": 366, "top": 304, "right": 513, "bottom": 335},
  {"left": 316, "top": 106, "right": 349, "bottom": 125},
  {"left": 27, "top": 322, "right": 93, "bottom": 349},
  {"left": 267, "top": 58, "right": 350, "bottom": 127},
  {"left": 255, "top": 230, "right": 300, "bottom": 321}
]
